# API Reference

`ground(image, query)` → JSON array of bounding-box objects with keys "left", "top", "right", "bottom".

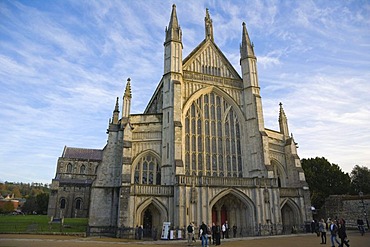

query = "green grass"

[{"left": 0, "top": 215, "right": 88, "bottom": 234}]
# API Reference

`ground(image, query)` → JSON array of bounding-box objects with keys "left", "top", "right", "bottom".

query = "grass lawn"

[{"left": 0, "top": 215, "right": 88, "bottom": 234}]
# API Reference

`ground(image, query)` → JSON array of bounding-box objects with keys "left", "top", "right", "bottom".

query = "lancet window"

[{"left": 185, "top": 92, "right": 242, "bottom": 177}]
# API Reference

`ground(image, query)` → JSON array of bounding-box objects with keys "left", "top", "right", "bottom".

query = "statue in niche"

[
  {"left": 190, "top": 187, "right": 197, "bottom": 204},
  {"left": 263, "top": 188, "right": 270, "bottom": 203}
]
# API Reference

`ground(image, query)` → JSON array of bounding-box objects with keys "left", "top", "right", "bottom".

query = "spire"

[
  {"left": 124, "top": 78, "right": 132, "bottom": 99},
  {"left": 205, "top": 8, "right": 214, "bottom": 41},
  {"left": 122, "top": 78, "right": 132, "bottom": 119},
  {"left": 278, "top": 102, "right": 289, "bottom": 137},
  {"left": 165, "top": 4, "right": 182, "bottom": 44},
  {"left": 112, "top": 97, "right": 119, "bottom": 124},
  {"left": 240, "top": 22, "right": 255, "bottom": 60}
]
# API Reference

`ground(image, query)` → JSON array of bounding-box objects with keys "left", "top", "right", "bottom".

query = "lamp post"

[{"left": 359, "top": 191, "right": 369, "bottom": 228}]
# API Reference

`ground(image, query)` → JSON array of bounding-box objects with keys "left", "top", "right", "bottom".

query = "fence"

[{"left": 0, "top": 216, "right": 87, "bottom": 235}]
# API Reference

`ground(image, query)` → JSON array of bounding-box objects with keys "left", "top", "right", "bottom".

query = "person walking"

[
  {"left": 329, "top": 220, "right": 340, "bottom": 247},
  {"left": 200, "top": 221, "right": 209, "bottom": 247},
  {"left": 338, "top": 219, "right": 350, "bottom": 247},
  {"left": 187, "top": 222, "right": 194, "bottom": 246},
  {"left": 319, "top": 218, "right": 327, "bottom": 244}
]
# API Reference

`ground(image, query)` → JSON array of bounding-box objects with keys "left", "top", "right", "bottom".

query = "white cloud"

[{"left": 0, "top": 0, "right": 369, "bottom": 183}]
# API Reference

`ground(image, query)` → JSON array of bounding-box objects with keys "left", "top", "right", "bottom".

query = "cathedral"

[{"left": 48, "top": 5, "right": 312, "bottom": 238}]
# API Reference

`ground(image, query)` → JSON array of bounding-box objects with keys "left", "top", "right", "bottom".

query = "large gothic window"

[
  {"left": 134, "top": 154, "right": 161, "bottom": 185},
  {"left": 185, "top": 92, "right": 242, "bottom": 177}
]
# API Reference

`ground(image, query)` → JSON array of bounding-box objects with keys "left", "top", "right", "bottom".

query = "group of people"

[
  {"left": 316, "top": 218, "right": 350, "bottom": 247},
  {"left": 187, "top": 221, "right": 236, "bottom": 246}
]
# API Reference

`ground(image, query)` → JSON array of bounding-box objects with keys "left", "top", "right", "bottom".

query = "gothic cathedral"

[{"left": 48, "top": 5, "right": 312, "bottom": 238}]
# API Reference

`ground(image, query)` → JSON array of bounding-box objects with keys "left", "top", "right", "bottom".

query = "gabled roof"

[
  {"left": 62, "top": 146, "right": 103, "bottom": 160},
  {"left": 183, "top": 39, "right": 242, "bottom": 80}
]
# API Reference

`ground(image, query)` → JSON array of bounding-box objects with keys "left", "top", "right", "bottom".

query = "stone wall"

[{"left": 321, "top": 194, "right": 370, "bottom": 228}]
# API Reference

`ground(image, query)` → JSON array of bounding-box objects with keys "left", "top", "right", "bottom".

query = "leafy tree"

[
  {"left": 11, "top": 186, "right": 22, "bottom": 198},
  {"left": 301, "top": 157, "right": 350, "bottom": 209},
  {"left": 36, "top": 193, "right": 49, "bottom": 214},
  {"left": 22, "top": 196, "right": 37, "bottom": 214},
  {"left": 350, "top": 165, "right": 370, "bottom": 195},
  {"left": 0, "top": 201, "right": 14, "bottom": 214}
]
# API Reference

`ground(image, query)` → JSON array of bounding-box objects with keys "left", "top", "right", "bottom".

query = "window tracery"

[
  {"left": 134, "top": 154, "right": 161, "bottom": 185},
  {"left": 185, "top": 92, "right": 242, "bottom": 177}
]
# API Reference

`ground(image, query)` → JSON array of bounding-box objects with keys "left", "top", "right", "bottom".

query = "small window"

[
  {"left": 67, "top": 163, "right": 72, "bottom": 173},
  {"left": 80, "top": 165, "right": 86, "bottom": 174},
  {"left": 60, "top": 198, "right": 66, "bottom": 209},
  {"left": 75, "top": 198, "right": 82, "bottom": 210}
]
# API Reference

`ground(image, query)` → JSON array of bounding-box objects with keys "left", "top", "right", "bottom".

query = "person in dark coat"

[
  {"left": 215, "top": 222, "right": 221, "bottom": 245},
  {"left": 233, "top": 225, "right": 237, "bottom": 238},
  {"left": 211, "top": 222, "right": 216, "bottom": 245},
  {"left": 338, "top": 219, "right": 350, "bottom": 247}
]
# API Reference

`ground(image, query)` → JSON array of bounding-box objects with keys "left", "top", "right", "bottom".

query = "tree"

[
  {"left": 301, "top": 157, "right": 350, "bottom": 209},
  {"left": 0, "top": 201, "right": 14, "bottom": 214},
  {"left": 350, "top": 165, "right": 370, "bottom": 195},
  {"left": 11, "top": 186, "right": 22, "bottom": 198},
  {"left": 36, "top": 193, "right": 49, "bottom": 214},
  {"left": 22, "top": 196, "right": 37, "bottom": 214}
]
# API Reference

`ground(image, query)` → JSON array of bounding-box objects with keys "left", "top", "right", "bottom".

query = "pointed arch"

[
  {"left": 135, "top": 197, "right": 168, "bottom": 226},
  {"left": 183, "top": 86, "right": 244, "bottom": 121},
  {"left": 131, "top": 150, "right": 161, "bottom": 185},
  {"left": 280, "top": 198, "right": 302, "bottom": 233},
  {"left": 209, "top": 188, "right": 256, "bottom": 211},
  {"left": 271, "top": 159, "right": 287, "bottom": 187},
  {"left": 183, "top": 86, "right": 245, "bottom": 177},
  {"left": 209, "top": 188, "right": 257, "bottom": 236}
]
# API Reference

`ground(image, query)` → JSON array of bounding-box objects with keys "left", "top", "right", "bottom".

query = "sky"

[{"left": 1, "top": 0, "right": 369, "bottom": 184}]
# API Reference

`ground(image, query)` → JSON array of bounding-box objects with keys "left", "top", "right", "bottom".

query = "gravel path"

[{"left": 1, "top": 231, "right": 369, "bottom": 247}]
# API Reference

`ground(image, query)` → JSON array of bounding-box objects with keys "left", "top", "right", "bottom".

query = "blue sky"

[{"left": 1, "top": 0, "right": 369, "bottom": 184}]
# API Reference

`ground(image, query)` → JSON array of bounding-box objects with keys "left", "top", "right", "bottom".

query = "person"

[
  {"left": 338, "top": 219, "right": 350, "bottom": 247},
  {"left": 211, "top": 222, "right": 216, "bottom": 245},
  {"left": 187, "top": 222, "right": 194, "bottom": 246},
  {"left": 311, "top": 220, "right": 316, "bottom": 234},
  {"left": 319, "top": 218, "right": 327, "bottom": 244},
  {"left": 206, "top": 224, "right": 212, "bottom": 244},
  {"left": 200, "top": 221, "right": 209, "bottom": 247},
  {"left": 357, "top": 218, "right": 365, "bottom": 236},
  {"left": 233, "top": 225, "right": 237, "bottom": 238},
  {"left": 138, "top": 225, "right": 143, "bottom": 240},
  {"left": 192, "top": 223, "right": 196, "bottom": 242},
  {"left": 225, "top": 220, "right": 229, "bottom": 238},
  {"left": 215, "top": 222, "right": 221, "bottom": 245},
  {"left": 135, "top": 225, "right": 138, "bottom": 239},
  {"left": 329, "top": 220, "right": 340, "bottom": 247},
  {"left": 221, "top": 222, "right": 226, "bottom": 239}
]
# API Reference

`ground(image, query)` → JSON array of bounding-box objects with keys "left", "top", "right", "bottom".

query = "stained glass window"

[{"left": 184, "top": 92, "right": 242, "bottom": 177}]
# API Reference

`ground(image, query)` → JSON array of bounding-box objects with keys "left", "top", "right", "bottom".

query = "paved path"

[{"left": 0, "top": 231, "right": 369, "bottom": 247}]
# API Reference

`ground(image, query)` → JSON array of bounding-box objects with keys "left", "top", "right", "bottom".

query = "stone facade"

[
  {"left": 48, "top": 146, "right": 101, "bottom": 218},
  {"left": 321, "top": 195, "right": 370, "bottom": 228},
  {"left": 48, "top": 5, "right": 312, "bottom": 238}
]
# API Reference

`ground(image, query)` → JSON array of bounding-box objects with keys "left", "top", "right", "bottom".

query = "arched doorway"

[
  {"left": 211, "top": 193, "right": 254, "bottom": 237},
  {"left": 143, "top": 209, "right": 153, "bottom": 238},
  {"left": 141, "top": 203, "right": 161, "bottom": 238},
  {"left": 281, "top": 200, "right": 301, "bottom": 234}
]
